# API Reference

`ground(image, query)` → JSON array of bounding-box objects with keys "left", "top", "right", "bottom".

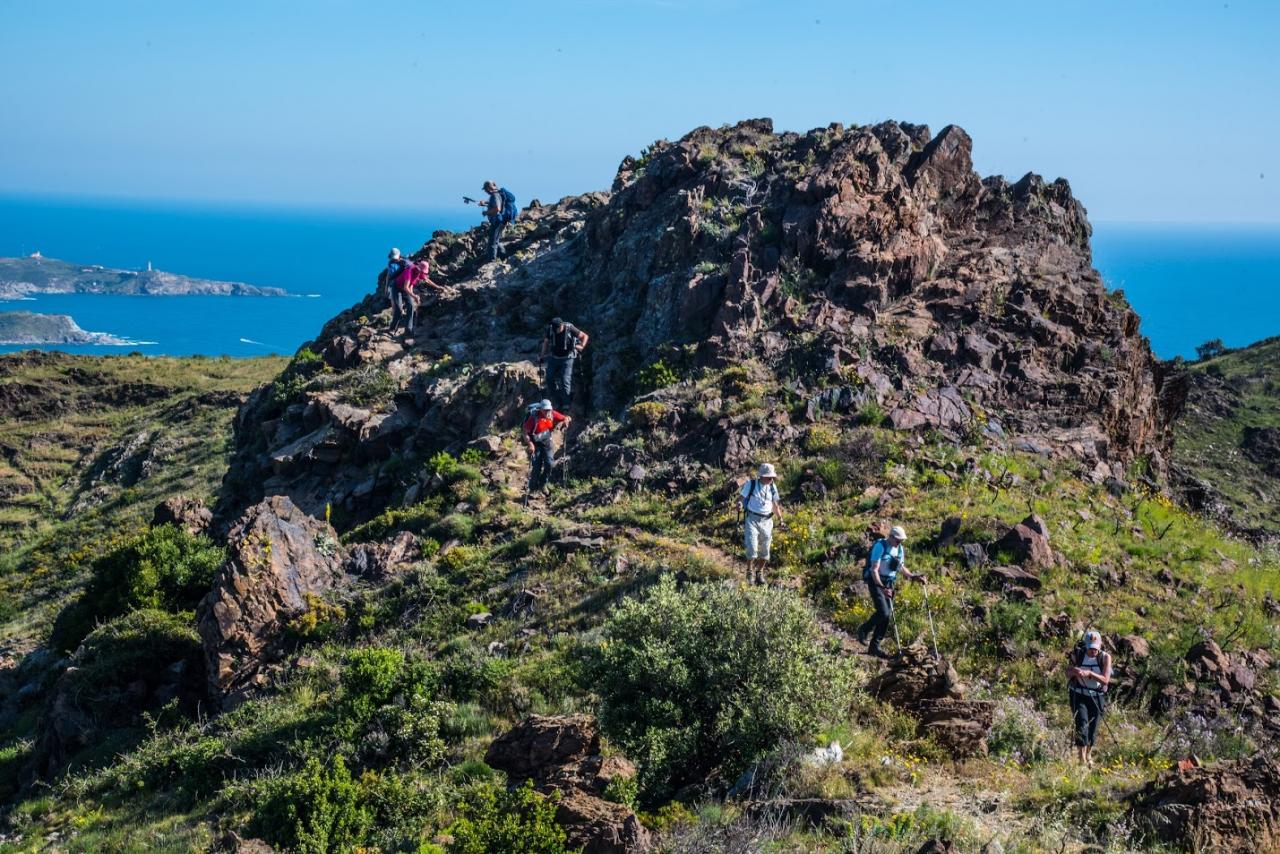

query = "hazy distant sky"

[{"left": 2, "top": 0, "right": 1276, "bottom": 222}]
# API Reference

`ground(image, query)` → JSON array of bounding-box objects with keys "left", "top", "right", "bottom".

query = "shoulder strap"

[{"left": 747, "top": 479, "right": 758, "bottom": 501}]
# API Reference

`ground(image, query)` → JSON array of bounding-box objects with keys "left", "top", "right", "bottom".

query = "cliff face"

[{"left": 218, "top": 119, "right": 1174, "bottom": 527}]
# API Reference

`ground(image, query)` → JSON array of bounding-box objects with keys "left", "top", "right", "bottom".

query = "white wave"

[{"left": 306, "top": 293, "right": 322, "bottom": 298}]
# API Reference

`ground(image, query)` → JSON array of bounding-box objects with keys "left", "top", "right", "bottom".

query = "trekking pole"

[
  {"left": 922, "top": 582, "right": 941, "bottom": 660},
  {"left": 890, "top": 594, "right": 902, "bottom": 650}
]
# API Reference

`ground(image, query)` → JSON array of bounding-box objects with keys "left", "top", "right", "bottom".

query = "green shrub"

[
  {"left": 627, "top": 401, "right": 668, "bottom": 428},
  {"left": 251, "top": 755, "right": 372, "bottom": 854},
  {"left": 589, "top": 576, "right": 852, "bottom": 803},
  {"left": 857, "top": 401, "right": 887, "bottom": 427},
  {"left": 428, "top": 451, "right": 459, "bottom": 478},
  {"left": 448, "top": 780, "right": 570, "bottom": 854},
  {"left": 802, "top": 424, "right": 841, "bottom": 454},
  {"left": 431, "top": 513, "right": 476, "bottom": 543},
  {"left": 52, "top": 524, "right": 224, "bottom": 652},
  {"left": 46, "top": 609, "right": 204, "bottom": 761},
  {"left": 341, "top": 647, "right": 406, "bottom": 723},
  {"left": 636, "top": 359, "right": 679, "bottom": 393}
]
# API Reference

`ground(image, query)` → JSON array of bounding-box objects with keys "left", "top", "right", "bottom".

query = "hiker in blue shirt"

[{"left": 857, "top": 525, "right": 925, "bottom": 658}]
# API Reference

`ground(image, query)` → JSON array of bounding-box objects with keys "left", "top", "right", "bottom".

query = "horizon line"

[{"left": 2, "top": 189, "right": 1279, "bottom": 229}]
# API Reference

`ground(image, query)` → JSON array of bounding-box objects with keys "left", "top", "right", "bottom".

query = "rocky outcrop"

[
  {"left": 152, "top": 495, "right": 213, "bottom": 537},
  {"left": 991, "top": 514, "right": 1058, "bottom": 569},
  {"left": 345, "top": 530, "right": 421, "bottom": 579},
  {"left": 485, "top": 715, "right": 649, "bottom": 853},
  {"left": 1128, "top": 755, "right": 1280, "bottom": 850},
  {"left": 216, "top": 119, "right": 1174, "bottom": 531},
  {"left": 196, "top": 496, "right": 345, "bottom": 705},
  {"left": 866, "top": 643, "right": 993, "bottom": 757}
]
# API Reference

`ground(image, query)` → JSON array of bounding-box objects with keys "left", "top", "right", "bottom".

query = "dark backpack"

[{"left": 499, "top": 188, "right": 517, "bottom": 224}]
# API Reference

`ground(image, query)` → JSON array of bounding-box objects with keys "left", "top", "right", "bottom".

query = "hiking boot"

[
  {"left": 856, "top": 628, "right": 869, "bottom": 645},
  {"left": 867, "top": 646, "right": 890, "bottom": 659}
]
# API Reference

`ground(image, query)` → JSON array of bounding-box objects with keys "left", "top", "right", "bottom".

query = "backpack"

[{"left": 499, "top": 188, "right": 517, "bottom": 224}]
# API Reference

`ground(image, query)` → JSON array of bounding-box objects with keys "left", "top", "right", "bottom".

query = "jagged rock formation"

[
  {"left": 1127, "top": 755, "right": 1280, "bottom": 850},
  {"left": 485, "top": 715, "right": 649, "bottom": 853},
  {"left": 865, "top": 642, "right": 993, "bottom": 757},
  {"left": 217, "top": 119, "right": 1176, "bottom": 529},
  {"left": 196, "top": 496, "right": 345, "bottom": 705},
  {"left": 152, "top": 495, "right": 213, "bottom": 537}
]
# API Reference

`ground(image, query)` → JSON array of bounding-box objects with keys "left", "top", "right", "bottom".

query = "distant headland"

[
  {"left": 0, "top": 253, "right": 289, "bottom": 299},
  {"left": 0, "top": 310, "right": 142, "bottom": 346}
]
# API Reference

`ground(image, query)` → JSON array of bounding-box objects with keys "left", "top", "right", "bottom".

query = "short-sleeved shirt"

[
  {"left": 547, "top": 323, "right": 582, "bottom": 357},
  {"left": 485, "top": 191, "right": 503, "bottom": 221},
  {"left": 523, "top": 410, "right": 566, "bottom": 441},
  {"left": 740, "top": 479, "right": 780, "bottom": 517},
  {"left": 867, "top": 539, "right": 906, "bottom": 585}
]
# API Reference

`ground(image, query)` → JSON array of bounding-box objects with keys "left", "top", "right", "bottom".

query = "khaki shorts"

[{"left": 744, "top": 514, "right": 774, "bottom": 560}]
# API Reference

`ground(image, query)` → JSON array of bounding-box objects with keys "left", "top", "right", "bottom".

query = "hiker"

[
  {"left": 469, "top": 180, "right": 517, "bottom": 261},
  {"left": 856, "top": 525, "right": 925, "bottom": 658},
  {"left": 523, "top": 399, "right": 571, "bottom": 494},
  {"left": 1067, "top": 630, "right": 1112, "bottom": 766},
  {"left": 739, "top": 463, "right": 784, "bottom": 586},
  {"left": 380, "top": 248, "right": 409, "bottom": 310},
  {"left": 539, "top": 317, "right": 589, "bottom": 409},
  {"left": 390, "top": 259, "right": 445, "bottom": 334}
]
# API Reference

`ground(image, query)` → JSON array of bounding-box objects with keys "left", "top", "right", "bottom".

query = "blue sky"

[{"left": 2, "top": 0, "right": 1277, "bottom": 222}]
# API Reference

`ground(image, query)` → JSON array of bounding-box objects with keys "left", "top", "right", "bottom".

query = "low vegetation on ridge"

[{"left": 1, "top": 119, "right": 1277, "bottom": 853}]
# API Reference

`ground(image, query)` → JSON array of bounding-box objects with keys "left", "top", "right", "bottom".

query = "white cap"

[
  {"left": 890, "top": 525, "right": 908, "bottom": 541},
  {"left": 1084, "top": 630, "right": 1103, "bottom": 649},
  {"left": 539, "top": 399, "right": 553, "bottom": 410},
  {"left": 389, "top": 247, "right": 401, "bottom": 259},
  {"left": 757, "top": 463, "right": 777, "bottom": 478}
]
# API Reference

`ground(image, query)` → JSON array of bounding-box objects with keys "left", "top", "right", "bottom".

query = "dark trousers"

[
  {"left": 529, "top": 440, "right": 555, "bottom": 490},
  {"left": 1070, "top": 689, "right": 1105, "bottom": 747},
  {"left": 488, "top": 219, "right": 506, "bottom": 260},
  {"left": 546, "top": 354, "right": 575, "bottom": 408},
  {"left": 857, "top": 583, "right": 894, "bottom": 649},
  {"left": 390, "top": 288, "right": 416, "bottom": 331}
]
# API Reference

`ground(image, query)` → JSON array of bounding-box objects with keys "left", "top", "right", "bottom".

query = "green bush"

[
  {"left": 252, "top": 755, "right": 372, "bottom": 854},
  {"left": 588, "top": 576, "right": 852, "bottom": 802},
  {"left": 47, "top": 609, "right": 204, "bottom": 759},
  {"left": 431, "top": 513, "right": 476, "bottom": 543},
  {"left": 636, "top": 358, "right": 679, "bottom": 393},
  {"left": 448, "top": 780, "right": 570, "bottom": 854},
  {"left": 341, "top": 647, "right": 406, "bottom": 723},
  {"left": 52, "top": 524, "right": 224, "bottom": 652},
  {"left": 428, "top": 451, "right": 459, "bottom": 478}
]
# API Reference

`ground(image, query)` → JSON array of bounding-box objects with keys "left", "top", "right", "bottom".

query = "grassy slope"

[
  {"left": 1172, "top": 336, "right": 1280, "bottom": 534},
  {"left": 0, "top": 351, "right": 286, "bottom": 649},
  {"left": 3, "top": 357, "right": 1276, "bottom": 852}
]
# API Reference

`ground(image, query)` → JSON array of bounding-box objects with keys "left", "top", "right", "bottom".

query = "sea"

[{"left": 1, "top": 196, "right": 1277, "bottom": 360}]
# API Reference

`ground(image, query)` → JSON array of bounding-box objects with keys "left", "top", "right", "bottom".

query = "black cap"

[{"left": 552, "top": 317, "right": 564, "bottom": 326}]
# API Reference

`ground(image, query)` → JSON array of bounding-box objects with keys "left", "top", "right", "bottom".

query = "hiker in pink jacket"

[{"left": 390, "top": 259, "right": 444, "bottom": 334}]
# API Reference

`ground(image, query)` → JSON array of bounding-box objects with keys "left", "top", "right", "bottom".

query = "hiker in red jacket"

[{"left": 523, "top": 399, "right": 570, "bottom": 493}]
